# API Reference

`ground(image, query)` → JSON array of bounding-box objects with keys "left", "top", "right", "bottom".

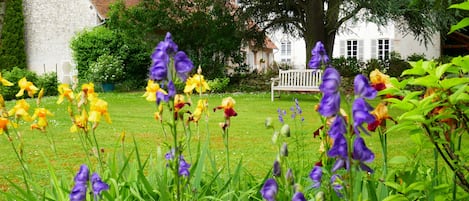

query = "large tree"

[{"left": 239, "top": 0, "right": 458, "bottom": 63}]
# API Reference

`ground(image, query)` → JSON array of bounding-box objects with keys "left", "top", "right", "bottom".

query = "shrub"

[
  {"left": 0, "top": 0, "right": 27, "bottom": 70},
  {"left": 207, "top": 77, "right": 230, "bottom": 93},
  {"left": 331, "top": 56, "right": 362, "bottom": 77},
  {"left": 87, "top": 54, "right": 125, "bottom": 83},
  {"left": 1, "top": 67, "right": 38, "bottom": 100},
  {"left": 36, "top": 72, "right": 58, "bottom": 97},
  {"left": 361, "top": 59, "right": 389, "bottom": 76},
  {"left": 387, "top": 52, "right": 411, "bottom": 78},
  {"left": 407, "top": 53, "right": 427, "bottom": 61}
]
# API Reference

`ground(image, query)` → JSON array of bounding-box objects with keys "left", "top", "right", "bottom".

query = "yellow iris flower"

[
  {"left": 57, "top": 84, "right": 75, "bottom": 104},
  {"left": 71, "top": 110, "right": 88, "bottom": 132},
  {"left": 0, "top": 73, "right": 14, "bottom": 86},
  {"left": 8, "top": 99, "right": 32, "bottom": 121},
  {"left": 31, "top": 108, "right": 53, "bottom": 131},
  {"left": 214, "top": 97, "right": 237, "bottom": 118},
  {"left": 369, "top": 69, "right": 392, "bottom": 91},
  {"left": 184, "top": 74, "right": 210, "bottom": 94},
  {"left": 189, "top": 99, "right": 208, "bottom": 123},
  {"left": 143, "top": 80, "right": 167, "bottom": 102},
  {"left": 16, "top": 77, "right": 39, "bottom": 98},
  {"left": 89, "top": 98, "right": 111, "bottom": 123}
]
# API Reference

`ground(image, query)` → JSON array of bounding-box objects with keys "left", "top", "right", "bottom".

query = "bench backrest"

[{"left": 278, "top": 69, "right": 322, "bottom": 87}]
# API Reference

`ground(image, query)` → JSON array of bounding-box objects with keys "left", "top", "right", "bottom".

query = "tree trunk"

[{"left": 303, "top": 0, "right": 325, "bottom": 67}]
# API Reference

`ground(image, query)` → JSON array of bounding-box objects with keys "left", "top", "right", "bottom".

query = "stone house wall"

[{"left": 23, "top": 0, "right": 100, "bottom": 83}]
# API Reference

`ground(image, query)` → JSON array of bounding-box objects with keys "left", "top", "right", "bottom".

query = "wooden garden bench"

[{"left": 270, "top": 69, "right": 323, "bottom": 101}]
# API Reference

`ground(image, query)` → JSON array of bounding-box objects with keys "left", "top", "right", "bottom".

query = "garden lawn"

[{"left": 0, "top": 91, "right": 421, "bottom": 195}]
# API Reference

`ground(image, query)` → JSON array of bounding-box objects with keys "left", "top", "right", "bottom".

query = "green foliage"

[
  {"left": 386, "top": 55, "right": 469, "bottom": 195},
  {"left": 331, "top": 56, "right": 362, "bottom": 77},
  {"left": 0, "top": 0, "right": 27, "bottom": 70},
  {"left": 387, "top": 53, "right": 412, "bottom": 78},
  {"left": 1, "top": 67, "right": 37, "bottom": 100},
  {"left": 107, "top": 0, "right": 247, "bottom": 79},
  {"left": 449, "top": 1, "right": 469, "bottom": 34},
  {"left": 71, "top": 26, "right": 151, "bottom": 88},
  {"left": 36, "top": 72, "right": 58, "bottom": 97},
  {"left": 87, "top": 54, "right": 125, "bottom": 83},
  {"left": 207, "top": 77, "right": 230, "bottom": 93}
]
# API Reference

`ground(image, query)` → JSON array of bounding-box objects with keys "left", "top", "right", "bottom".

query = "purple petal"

[
  {"left": 329, "top": 116, "right": 347, "bottom": 139},
  {"left": 174, "top": 51, "right": 193, "bottom": 81},
  {"left": 70, "top": 183, "right": 87, "bottom": 201},
  {"left": 331, "top": 174, "right": 344, "bottom": 197},
  {"left": 354, "top": 74, "right": 377, "bottom": 99},
  {"left": 273, "top": 160, "right": 281, "bottom": 177},
  {"left": 164, "top": 32, "right": 178, "bottom": 54},
  {"left": 352, "top": 98, "right": 375, "bottom": 135},
  {"left": 308, "top": 41, "right": 330, "bottom": 69},
  {"left": 260, "top": 178, "right": 278, "bottom": 201},
  {"left": 179, "top": 157, "right": 191, "bottom": 177},
  {"left": 91, "top": 173, "right": 109, "bottom": 196},
  {"left": 328, "top": 134, "right": 348, "bottom": 159},
  {"left": 167, "top": 81, "right": 176, "bottom": 98},
  {"left": 319, "top": 68, "right": 341, "bottom": 94},
  {"left": 292, "top": 192, "right": 307, "bottom": 201},
  {"left": 353, "top": 137, "right": 375, "bottom": 163},
  {"left": 74, "top": 164, "right": 89, "bottom": 183},
  {"left": 318, "top": 92, "right": 341, "bottom": 117},
  {"left": 309, "top": 165, "right": 322, "bottom": 188},
  {"left": 150, "top": 60, "right": 168, "bottom": 81}
]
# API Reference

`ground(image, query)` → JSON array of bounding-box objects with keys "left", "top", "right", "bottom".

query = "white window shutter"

[
  {"left": 371, "top": 39, "right": 377, "bottom": 59},
  {"left": 339, "top": 40, "right": 345, "bottom": 57},
  {"left": 358, "top": 40, "right": 364, "bottom": 61}
]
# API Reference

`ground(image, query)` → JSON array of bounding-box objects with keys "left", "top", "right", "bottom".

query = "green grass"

[{"left": 0, "top": 91, "right": 422, "bottom": 194}]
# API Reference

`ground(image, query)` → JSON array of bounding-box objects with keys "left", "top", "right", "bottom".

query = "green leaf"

[
  {"left": 435, "top": 63, "right": 451, "bottom": 79},
  {"left": 410, "top": 75, "right": 439, "bottom": 87},
  {"left": 451, "top": 55, "right": 469, "bottom": 73},
  {"left": 448, "top": 1, "right": 469, "bottom": 10},
  {"left": 449, "top": 85, "right": 469, "bottom": 104},
  {"left": 384, "top": 182, "right": 404, "bottom": 192},
  {"left": 403, "top": 61, "right": 426, "bottom": 76},
  {"left": 387, "top": 98, "right": 415, "bottom": 111},
  {"left": 449, "top": 18, "right": 469, "bottom": 34},
  {"left": 406, "top": 182, "right": 425, "bottom": 192},
  {"left": 440, "top": 77, "right": 469, "bottom": 90},
  {"left": 389, "top": 156, "right": 409, "bottom": 165}
]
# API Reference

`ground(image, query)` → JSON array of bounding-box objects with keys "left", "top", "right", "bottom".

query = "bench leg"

[{"left": 271, "top": 88, "right": 274, "bottom": 101}]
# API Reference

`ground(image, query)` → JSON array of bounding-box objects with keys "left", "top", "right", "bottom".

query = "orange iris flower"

[
  {"left": 0, "top": 117, "right": 9, "bottom": 134},
  {"left": 57, "top": 84, "right": 75, "bottom": 104},
  {"left": 31, "top": 108, "right": 53, "bottom": 131},
  {"left": 184, "top": 74, "right": 210, "bottom": 94},
  {"left": 214, "top": 97, "right": 237, "bottom": 118},
  {"left": 143, "top": 80, "right": 167, "bottom": 102},
  {"left": 368, "top": 103, "right": 393, "bottom": 131},
  {"left": 89, "top": 98, "right": 111, "bottom": 123},
  {"left": 16, "top": 77, "right": 39, "bottom": 98},
  {"left": 369, "top": 69, "right": 392, "bottom": 91},
  {"left": 8, "top": 99, "right": 32, "bottom": 121}
]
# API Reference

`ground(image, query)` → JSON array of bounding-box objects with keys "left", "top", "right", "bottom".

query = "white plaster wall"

[
  {"left": 270, "top": 31, "right": 306, "bottom": 69},
  {"left": 23, "top": 0, "right": 99, "bottom": 82},
  {"left": 393, "top": 30, "right": 441, "bottom": 60}
]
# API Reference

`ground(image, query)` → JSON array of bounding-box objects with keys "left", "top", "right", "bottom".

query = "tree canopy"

[
  {"left": 0, "top": 0, "right": 27, "bottom": 70},
  {"left": 239, "top": 0, "right": 460, "bottom": 63}
]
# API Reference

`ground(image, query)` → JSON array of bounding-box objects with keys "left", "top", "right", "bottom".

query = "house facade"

[
  {"left": 270, "top": 21, "right": 441, "bottom": 70},
  {"left": 23, "top": 0, "right": 103, "bottom": 83}
]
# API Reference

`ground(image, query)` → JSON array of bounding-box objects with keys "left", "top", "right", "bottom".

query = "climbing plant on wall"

[{"left": 0, "top": 0, "right": 27, "bottom": 70}]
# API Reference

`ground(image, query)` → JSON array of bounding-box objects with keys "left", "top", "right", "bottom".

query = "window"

[
  {"left": 281, "top": 58, "right": 291, "bottom": 63},
  {"left": 281, "top": 41, "right": 291, "bottom": 56},
  {"left": 378, "top": 39, "right": 390, "bottom": 60},
  {"left": 347, "top": 40, "right": 358, "bottom": 58}
]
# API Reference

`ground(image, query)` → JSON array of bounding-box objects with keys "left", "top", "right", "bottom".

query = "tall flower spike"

[
  {"left": 150, "top": 33, "right": 178, "bottom": 81},
  {"left": 260, "top": 178, "right": 278, "bottom": 201},
  {"left": 308, "top": 41, "right": 330, "bottom": 69}
]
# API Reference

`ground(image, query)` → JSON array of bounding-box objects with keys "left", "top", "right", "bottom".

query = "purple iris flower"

[
  {"left": 309, "top": 165, "right": 322, "bottom": 188},
  {"left": 179, "top": 157, "right": 191, "bottom": 177},
  {"left": 273, "top": 160, "right": 281, "bottom": 177},
  {"left": 260, "top": 178, "right": 278, "bottom": 201},
  {"left": 70, "top": 183, "right": 87, "bottom": 201},
  {"left": 74, "top": 164, "right": 89, "bottom": 184},
  {"left": 286, "top": 168, "right": 294, "bottom": 184},
  {"left": 318, "top": 92, "right": 341, "bottom": 117},
  {"left": 331, "top": 174, "right": 344, "bottom": 197},
  {"left": 165, "top": 149, "right": 175, "bottom": 160},
  {"left": 319, "top": 68, "right": 341, "bottom": 94},
  {"left": 174, "top": 51, "right": 194, "bottom": 81},
  {"left": 91, "top": 173, "right": 109, "bottom": 198},
  {"left": 353, "top": 137, "right": 375, "bottom": 173},
  {"left": 328, "top": 115, "right": 347, "bottom": 139},
  {"left": 352, "top": 98, "right": 376, "bottom": 135},
  {"left": 308, "top": 41, "right": 330, "bottom": 69},
  {"left": 354, "top": 74, "right": 377, "bottom": 99},
  {"left": 292, "top": 192, "right": 307, "bottom": 201}
]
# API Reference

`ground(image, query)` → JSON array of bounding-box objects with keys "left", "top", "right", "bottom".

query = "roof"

[{"left": 91, "top": 0, "right": 140, "bottom": 18}]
